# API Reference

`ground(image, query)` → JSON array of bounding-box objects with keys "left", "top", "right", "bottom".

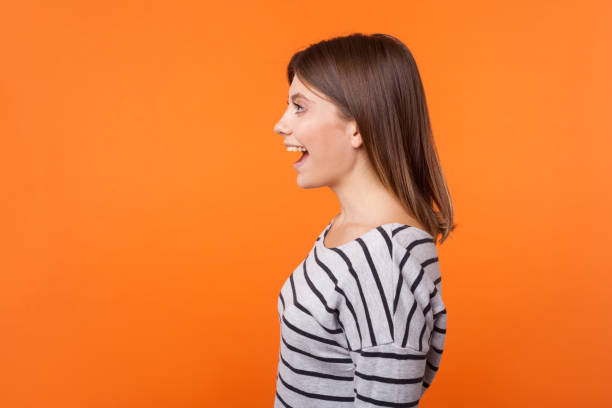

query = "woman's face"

[{"left": 273, "top": 75, "right": 362, "bottom": 188}]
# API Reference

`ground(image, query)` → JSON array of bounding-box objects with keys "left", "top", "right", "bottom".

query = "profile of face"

[{"left": 273, "top": 75, "right": 364, "bottom": 188}]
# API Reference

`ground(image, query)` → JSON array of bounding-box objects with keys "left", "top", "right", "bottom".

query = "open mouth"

[
  {"left": 286, "top": 144, "right": 309, "bottom": 167},
  {"left": 295, "top": 150, "right": 309, "bottom": 164}
]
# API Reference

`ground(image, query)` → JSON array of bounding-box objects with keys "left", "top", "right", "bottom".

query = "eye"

[{"left": 293, "top": 102, "right": 304, "bottom": 113}]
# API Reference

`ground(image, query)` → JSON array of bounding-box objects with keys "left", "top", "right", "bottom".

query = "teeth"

[{"left": 286, "top": 146, "right": 308, "bottom": 152}]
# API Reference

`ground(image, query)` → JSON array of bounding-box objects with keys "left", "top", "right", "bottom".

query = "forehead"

[
  {"left": 289, "top": 77, "right": 331, "bottom": 107},
  {"left": 288, "top": 76, "right": 306, "bottom": 94}
]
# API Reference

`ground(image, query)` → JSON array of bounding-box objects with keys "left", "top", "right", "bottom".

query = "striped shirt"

[{"left": 274, "top": 218, "right": 447, "bottom": 407}]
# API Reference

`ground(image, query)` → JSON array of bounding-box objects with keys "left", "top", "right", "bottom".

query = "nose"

[{"left": 274, "top": 118, "right": 291, "bottom": 136}]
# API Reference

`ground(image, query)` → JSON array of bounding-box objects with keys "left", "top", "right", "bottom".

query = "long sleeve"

[
  {"left": 274, "top": 221, "right": 447, "bottom": 408},
  {"left": 345, "top": 228, "right": 447, "bottom": 406},
  {"left": 351, "top": 306, "right": 447, "bottom": 406},
  {"left": 422, "top": 306, "right": 447, "bottom": 393},
  {"left": 352, "top": 341, "right": 428, "bottom": 406}
]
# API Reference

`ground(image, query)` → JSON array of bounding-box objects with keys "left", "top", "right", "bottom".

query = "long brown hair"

[{"left": 286, "top": 32, "right": 456, "bottom": 245}]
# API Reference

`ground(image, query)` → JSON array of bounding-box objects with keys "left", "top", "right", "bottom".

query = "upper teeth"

[{"left": 286, "top": 146, "right": 307, "bottom": 152}]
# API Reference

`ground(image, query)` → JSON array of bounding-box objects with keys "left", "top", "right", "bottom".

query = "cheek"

[
  {"left": 304, "top": 123, "right": 335, "bottom": 151},
  {"left": 300, "top": 119, "right": 346, "bottom": 163},
  {"left": 310, "top": 139, "right": 347, "bottom": 171}
]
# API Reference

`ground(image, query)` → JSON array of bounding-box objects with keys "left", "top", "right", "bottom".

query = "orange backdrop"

[{"left": 1, "top": 0, "right": 611, "bottom": 407}]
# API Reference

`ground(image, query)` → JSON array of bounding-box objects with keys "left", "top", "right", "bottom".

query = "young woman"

[{"left": 273, "top": 32, "right": 455, "bottom": 407}]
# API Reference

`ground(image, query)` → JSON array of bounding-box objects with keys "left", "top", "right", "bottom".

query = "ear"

[{"left": 348, "top": 119, "right": 363, "bottom": 149}]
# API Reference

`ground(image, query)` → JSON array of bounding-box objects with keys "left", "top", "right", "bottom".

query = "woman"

[{"left": 273, "top": 32, "right": 455, "bottom": 407}]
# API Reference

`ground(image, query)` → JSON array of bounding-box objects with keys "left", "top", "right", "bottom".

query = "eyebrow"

[{"left": 286, "top": 92, "right": 312, "bottom": 104}]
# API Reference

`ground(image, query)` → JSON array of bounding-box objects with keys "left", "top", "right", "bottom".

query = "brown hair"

[{"left": 286, "top": 32, "right": 456, "bottom": 244}]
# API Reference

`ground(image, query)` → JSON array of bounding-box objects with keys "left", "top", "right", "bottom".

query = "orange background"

[{"left": 1, "top": 1, "right": 611, "bottom": 407}]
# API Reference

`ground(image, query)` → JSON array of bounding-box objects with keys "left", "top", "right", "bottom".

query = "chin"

[{"left": 296, "top": 175, "right": 320, "bottom": 189}]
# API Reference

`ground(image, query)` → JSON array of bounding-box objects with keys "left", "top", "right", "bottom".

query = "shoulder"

[
  {"left": 391, "top": 224, "right": 441, "bottom": 287},
  {"left": 329, "top": 224, "right": 446, "bottom": 351},
  {"left": 317, "top": 223, "right": 438, "bottom": 284},
  {"left": 347, "top": 222, "right": 439, "bottom": 278},
  {"left": 392, "top": 224, "right": 446, "bottom": 333},
  {"left": 391, "top": 223, "right": 438, "bottom": 262}
]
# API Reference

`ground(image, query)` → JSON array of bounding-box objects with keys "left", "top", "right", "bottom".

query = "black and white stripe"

[{"left": 274, "top": 219, "right": 447, "bottom": 407}]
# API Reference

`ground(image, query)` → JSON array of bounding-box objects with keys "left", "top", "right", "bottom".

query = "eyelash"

[{"left": 293, "top": 102, "right": 304, "bottom": 113}]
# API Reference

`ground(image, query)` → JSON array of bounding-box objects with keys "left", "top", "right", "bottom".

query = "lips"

[
  {"left": 296, "top": 151, "right": 309, "bottom": 163},
  {"left": 293, "top": 150, "right": 310, "bottom": 170}
]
